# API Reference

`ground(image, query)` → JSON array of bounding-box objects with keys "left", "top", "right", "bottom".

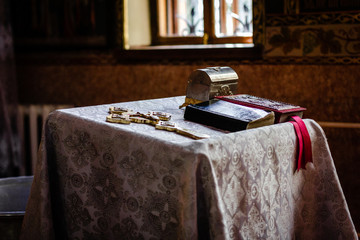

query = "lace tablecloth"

[{"left": 20, "top": 96, "right": 357, "bottom": 240}]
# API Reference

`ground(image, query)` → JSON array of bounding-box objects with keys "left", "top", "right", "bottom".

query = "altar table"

[{"left": 20, "top": 96, "right": 357, "bottom": 240}]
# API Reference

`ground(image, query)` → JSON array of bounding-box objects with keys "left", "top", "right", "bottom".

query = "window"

[
  {"left": 150, "top": 0, "right": 253, "bottom": 45},
  {"left": 121, "top": 0, "right": 263, "bottom": 61}
]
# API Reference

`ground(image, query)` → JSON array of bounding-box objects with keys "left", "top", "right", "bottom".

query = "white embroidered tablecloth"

[{"left": 20, "top": 96, "right": 358, "bottom": 240}]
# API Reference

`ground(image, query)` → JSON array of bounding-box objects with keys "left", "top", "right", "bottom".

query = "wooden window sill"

[{"left": 115, "top": 44, "right": 263, "bottom": 62}]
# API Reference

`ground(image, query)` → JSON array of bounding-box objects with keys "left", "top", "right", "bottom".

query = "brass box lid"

[{"left": 185, "top": 66, "right": 238, "bottom": 102}]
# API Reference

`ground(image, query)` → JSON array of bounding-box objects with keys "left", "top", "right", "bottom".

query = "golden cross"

[{"left": 106, "top": 106, "right": 209, "bottom": 140}]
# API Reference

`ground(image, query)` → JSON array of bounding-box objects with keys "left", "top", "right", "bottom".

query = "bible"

[
  {"left": 215, "top": 94, "right": 306, "bottom": 123},
  {"left": 184, "top": 99, "right": 275, "bottom": 132}
]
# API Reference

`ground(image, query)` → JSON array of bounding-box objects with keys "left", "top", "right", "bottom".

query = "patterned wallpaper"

[
  {"left": 265, "top": 24, "right": 360, "bottom": 56},
  {"left": 264, "top": 12, "right": 360, "bottom": 58}
]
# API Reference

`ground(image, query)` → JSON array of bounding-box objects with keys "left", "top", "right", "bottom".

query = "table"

[{"left": 20, "top": 96, "right": 358, "bottom": 240}]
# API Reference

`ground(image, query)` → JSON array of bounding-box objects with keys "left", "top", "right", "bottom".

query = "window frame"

[
  {"left": 149, "top": 0, "right": 253, "bottom": 46},
  {"left": 116, "top": 0, "right": 265, "bottom": 61}
]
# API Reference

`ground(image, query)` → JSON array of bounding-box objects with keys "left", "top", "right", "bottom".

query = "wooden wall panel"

[{"left": 17, "top": 63, "right": 360, "bottom": 122}]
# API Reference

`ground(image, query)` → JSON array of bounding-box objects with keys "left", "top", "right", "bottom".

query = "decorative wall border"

[
  {"left": 264, "top": 24, "right": 360, "bottom": 56},
  {"left": 264, "top": 9, "right": 360, "bottom": 59},
  {"left": 266, "top": 12, "right": 360, "bottom": 26},
  {"left": 260, "top": 56, "right": 360, "bottom": 65}
]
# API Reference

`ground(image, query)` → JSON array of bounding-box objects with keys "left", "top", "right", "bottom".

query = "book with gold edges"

[
  {"left": 184, "top": 99, "right": 275, "bottom": 132},
  {"left": 216, "top": 94, "right": 306, "bottom": 123}
]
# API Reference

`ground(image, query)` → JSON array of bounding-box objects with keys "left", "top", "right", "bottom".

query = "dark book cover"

[
  {"left": 216, "top": 94, "right": 306, "bottom": 123},
  {"left": 184, "top": 99, "right": 275, "bottom": 132}
]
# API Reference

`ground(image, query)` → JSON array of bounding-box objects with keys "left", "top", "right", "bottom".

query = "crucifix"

[{"left": 106, "top": 107, "right": 209, "bottom": 140}]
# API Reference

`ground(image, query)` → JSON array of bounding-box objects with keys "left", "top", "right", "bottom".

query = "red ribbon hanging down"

[
  {"left": 290, "top": 120, "right": 304, "bottom": 170},
  {"left": 289, "top": 116, "right": 313, "bottom": 171}
]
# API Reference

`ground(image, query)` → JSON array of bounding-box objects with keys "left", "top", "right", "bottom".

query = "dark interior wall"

[{"left": 16, "top": 62, "right": 360, "bottom": 123}]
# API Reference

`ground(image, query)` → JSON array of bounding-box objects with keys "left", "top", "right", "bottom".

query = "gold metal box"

[{"left": 180, "top": 66, "right": 238, "bottom": 108}]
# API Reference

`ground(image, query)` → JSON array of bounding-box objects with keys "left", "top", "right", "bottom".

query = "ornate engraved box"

[{"left": 180, "top": 66, "right": 238, "bottom": 108}]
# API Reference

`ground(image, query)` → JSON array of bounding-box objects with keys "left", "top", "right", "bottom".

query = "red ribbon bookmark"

[
  {"left": 290, "top": 121, "right": 304, "bottom": 170},
  {"left": 289, "top": 116, "right": 313, "bottom": 171}
]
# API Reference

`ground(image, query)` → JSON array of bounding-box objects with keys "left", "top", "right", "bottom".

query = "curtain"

[{"left": 0, "top": 0, "right": 21, "bottom": 177}]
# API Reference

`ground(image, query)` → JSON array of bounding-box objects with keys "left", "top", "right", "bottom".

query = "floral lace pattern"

[{"left": 20, "top": 96, "right": 358, "bottom": 240}]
